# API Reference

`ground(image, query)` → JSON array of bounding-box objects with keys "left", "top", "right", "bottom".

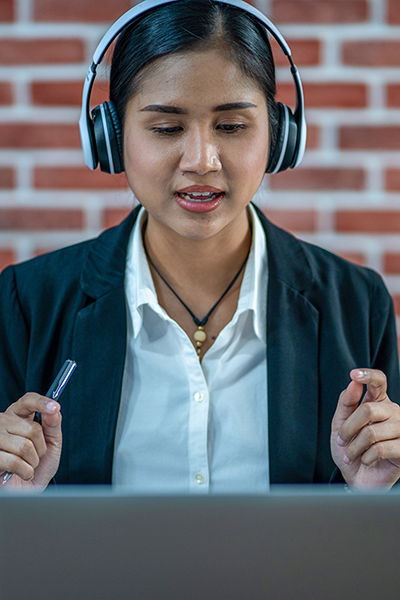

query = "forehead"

[{"left": 131, "top": 47, "right": 264, "bottom": 106}]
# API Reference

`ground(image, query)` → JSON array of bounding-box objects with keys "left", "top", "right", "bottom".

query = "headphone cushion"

[
  {"left": 266, "top": 102, "right": 298, "bottom": 174},
  {"left": 92, "top": 101, "right": 124, "bottom": 174},
  {"left": 106, "top": 101, "right": 124, "bottom": 172}
]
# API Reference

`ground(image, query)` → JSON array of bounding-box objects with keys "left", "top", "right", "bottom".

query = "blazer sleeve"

[
  {"left": 369, "top": 270, "right": 400, "bottom": 402},
  {"left": 330, "top": 272, "right": 400, "bottom": 486},
  {"left": 0, "top": 265, "right": 30, "bottom": 410}
]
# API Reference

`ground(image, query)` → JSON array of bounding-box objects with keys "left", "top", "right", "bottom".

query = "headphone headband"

[{"left": 79, "top": 0, "right": 306, "bottom": 174}]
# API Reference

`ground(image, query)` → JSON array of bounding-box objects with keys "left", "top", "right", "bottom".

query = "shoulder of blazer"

[
  {"left": 7, "top": 206, "right": 141, "bottom": 303},
  {"left": 251, "top": 202, "right": 384, "bottom": 297}
]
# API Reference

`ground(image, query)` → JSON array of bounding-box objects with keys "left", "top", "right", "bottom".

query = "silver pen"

[{"left": 2, "top": 359, "right": 77, "bottom": 485}]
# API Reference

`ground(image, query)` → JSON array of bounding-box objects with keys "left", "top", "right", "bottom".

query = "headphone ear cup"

[
  {"left": 91, "top": 101, "right": 124, "bottom": 174},
  {"left": 266, "top": 102, "right": 299, "bottom": 174}
]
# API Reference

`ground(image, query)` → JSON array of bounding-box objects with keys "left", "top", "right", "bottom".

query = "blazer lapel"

[
  {"left": 67, "top": 207, "right": 140, "bottom": 484},
  {"left": 255, "top": 207, "right": 320, "bottom": 484}
]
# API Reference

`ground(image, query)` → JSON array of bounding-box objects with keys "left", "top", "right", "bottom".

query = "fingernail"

[
  {"left": 343, "top": 454, "right": 351, "bottom": 465},
  {"left": 46, "top": 401, "right": 58, "bottom": 412},
  {"left": 337, "top": 435, "right": 346, "bottom": 447},
  {"left": 355, "top": 369, "right": 367, "bottom": 380}
]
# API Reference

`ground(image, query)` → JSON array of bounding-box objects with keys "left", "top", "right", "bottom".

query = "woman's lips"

[{"left": 175, "top": 186, "right": 225, "bottom": 213}]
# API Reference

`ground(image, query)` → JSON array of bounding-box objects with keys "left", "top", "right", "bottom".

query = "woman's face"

[{"left": 123, "top": 47, "right": 270, "bottom": 243}]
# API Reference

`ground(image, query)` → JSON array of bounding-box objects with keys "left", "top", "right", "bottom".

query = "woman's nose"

[{"left": 179, "top": 128, "right": 222, "bottom": 175}]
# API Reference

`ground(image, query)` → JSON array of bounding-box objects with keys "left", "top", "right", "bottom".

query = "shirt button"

[
  {"left": 194, "top": 472, "right": 205, "bottom": 484},
  {"left": 194, "top": 391, "right": 205, "bottom": 403}
]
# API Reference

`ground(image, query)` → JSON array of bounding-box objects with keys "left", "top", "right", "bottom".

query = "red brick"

[
  {"left": 271, "top": 38, "right": 321, "bottom": 67},
  {"left": 0, "top": 82, "right": 13, "bottom": 105},
  {"left": 385, "top": 169, "right": 400, "bottom": 192},
  {"left": 0, "top": 209, "right": 84, "bottom": 230},
  {"left": 335, "top": 252, "right": 366, "bottom": 266},
  {"left": 388, "top": 0, "right": 400, "bottom": 24},
  {"left": 0, "top": 124, "right": 80, "bottom": 148},
  {"left": 103, "top": 208, "right": 132, "bottom": 229},
  {"left": 34, "top": 167, "right": 128, "bottom": 190},
  {"left": 34, "top": 0, "right": 132, "bottom": 22},
  {"left": 0, "top": 168, "right": 15, "bottom": 188},
  {"left": 336, "top": 211, "right": 400, "bottom": 233},
  {"left": 304, "top": 125, "right": 320, "bottom": 150},
  {"left": 0, "top": 0, "right": 14, "bottom": 22},
  {"left": 387, "top": 84, "right": 400, "bottom": 108},
  {"left": 0, "top": 39, "right": 84, "bottom": 65},
  {"left": 0, "top": 249, "right": 15, "bottom": 272},
  {"left": 272, "top": 0, "right": 368, "bottom": 23},
  {"left": 383, "top": 253, "right": 400, "bottom": 274},
  {"left": 302, "top": 83, "right": 367, "bottom": 108},
  {"left": 339, "top": 126, "right": 400, "bottom": 150},
  {"left": 31, "top": 80, "right": 108, "bottom": 107},
  {"left": 270, "top": 168, "right": 365, "bottom": 191},
  {"left": 276, "top": 82, "right": 367, "bottom": 108},
  {"left": 392, "top": 296, "right": 400, "bottom": 316},
  {"left": 262, "top": 209, "right": 316, "bottom": 232},
  {"left": 342, "top": 41, "right": 400, "bottom": 67}
]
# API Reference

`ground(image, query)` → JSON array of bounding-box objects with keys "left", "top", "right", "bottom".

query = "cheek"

[
  {"left": 124, "top": 132, "right": 173, "bottom": 181},
  {"left": 124, "top": 135, "right": 153, "bottom": 177},
  {"left": 230, "top": 132, "right": 269, "bottom": 181}
]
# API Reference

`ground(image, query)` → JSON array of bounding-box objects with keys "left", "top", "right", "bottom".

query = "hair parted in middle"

[{"left": 109, "top": 0, "right": 279, "bottom": 155}]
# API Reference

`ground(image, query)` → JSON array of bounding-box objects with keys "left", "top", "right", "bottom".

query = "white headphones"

[{"left": 79, "top": 0, "right": 307, "bottom": 175}]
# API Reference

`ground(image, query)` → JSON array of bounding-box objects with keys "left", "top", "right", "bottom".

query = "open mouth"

[
  {"left": 175, "top": 191, "right": 225, "bottom": 213},
  {"left": 178, "top": 191, "right": 223, "bottom": 202}
]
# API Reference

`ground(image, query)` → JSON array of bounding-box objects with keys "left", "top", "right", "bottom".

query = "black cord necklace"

[{"left": 143, "top": 236, "right": 250, "bottom": 359}]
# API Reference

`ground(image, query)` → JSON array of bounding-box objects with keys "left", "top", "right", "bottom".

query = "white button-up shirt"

[{"left": 113, "top": 204, "right": 269, "bottom": 494}]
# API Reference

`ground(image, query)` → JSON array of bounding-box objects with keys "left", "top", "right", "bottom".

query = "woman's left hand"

[{"left": 331, "top": 368, "right": 400, "bottom": 490}]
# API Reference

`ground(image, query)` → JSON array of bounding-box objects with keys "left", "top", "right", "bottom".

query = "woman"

[{"left": 0, "top": 0, "right": 400, "bottom": 493}]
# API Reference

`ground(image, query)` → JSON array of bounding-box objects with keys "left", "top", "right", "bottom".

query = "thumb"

[
  {"left": 331, "top": 378, "right": 363, "bottom": 434},
  {"left": 40, "top": 406, "right": 62, "bottom": 444},
  {"left": 351, "top": 368, "right": 387, "bottom": 403}
]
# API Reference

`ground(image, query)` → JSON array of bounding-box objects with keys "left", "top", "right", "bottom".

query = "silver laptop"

[{"left": 0, "top": 485, "right": 399, "bottom": 600}]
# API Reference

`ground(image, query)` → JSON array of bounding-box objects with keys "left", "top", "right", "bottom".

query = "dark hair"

[{"left": 110, "top": 0, "right": 279, "bottom": 149}]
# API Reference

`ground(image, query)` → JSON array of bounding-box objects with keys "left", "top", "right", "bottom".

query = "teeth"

[{"left": 179, "top": 192, "right": 220, "bottom": 202}]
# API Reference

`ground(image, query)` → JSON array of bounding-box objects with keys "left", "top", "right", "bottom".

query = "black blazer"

[{"left": 0, "top": 205, "right": 398, "bottom": 485}]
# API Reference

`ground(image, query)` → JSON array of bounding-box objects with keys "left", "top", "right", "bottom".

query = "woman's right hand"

[{"left": 0, "top": 393, "right": 62, "bottom": 491}]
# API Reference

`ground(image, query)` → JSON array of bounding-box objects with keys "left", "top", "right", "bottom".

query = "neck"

[{"left": 142, "top": 208, "right": 252, "bottom": 292}]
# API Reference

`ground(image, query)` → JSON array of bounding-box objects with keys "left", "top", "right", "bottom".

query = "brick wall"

[{"left": 1, "top": 0, "right": 400, "bottom": 337}]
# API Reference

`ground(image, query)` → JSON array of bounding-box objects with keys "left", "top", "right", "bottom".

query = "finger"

[
  {"left": 332, "top": 380, "right": 364, "bottom": 434},
  {"left": 350, "top": 368, "right": 387, "bottom": 402},
  {"left": 0, "top": 426, "right": 43, "bottom": 466},
  {"left": 354, "top": 438, "right": 400, "bottom": 468},
  {"left": 6, "top": 393, "right": 60, "bottom": 420},
  {"left": 0, "top": 412, "right": 47, "bottom": 455},
  {"left": 338, "top": 398, "right": 396, "bottom": 445},
  {"left": 0, "top": 445, "right": 38, "bottom": 481},
  {"left": 343, "top": 414, "right": 400, "bottom": 464}
]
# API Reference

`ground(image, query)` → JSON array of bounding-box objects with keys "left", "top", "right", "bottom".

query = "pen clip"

[{"left": 48, "top": 360, "right": 77, "bottom": 400}]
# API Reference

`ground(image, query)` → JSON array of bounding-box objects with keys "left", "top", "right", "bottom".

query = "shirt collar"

[
  {"left": 237, "top": 203, "right": 268, "bottom": 342},
  {"left": 125, "top": 204, "right": 267, "bottom": 342}
]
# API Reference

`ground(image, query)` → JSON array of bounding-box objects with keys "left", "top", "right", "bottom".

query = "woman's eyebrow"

[
  {"left": 139, "top": 102, "right": 257, "bottom": 114},
  {"left": 140, "top": 105, "right": 186, "bottom": 114},
  {"left": 213, "top": 102, "right": 257, "bottom": 111}
]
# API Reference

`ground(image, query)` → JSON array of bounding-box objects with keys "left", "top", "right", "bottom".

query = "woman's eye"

[
  {"left": 151, "top": 126, "right": 183, "bottom": 136},
  {"left": 217, "top": 123, "right": 246, "bottom": 134}
]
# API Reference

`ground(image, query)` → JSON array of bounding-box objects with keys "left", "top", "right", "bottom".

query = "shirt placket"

[{"left": 187, "top": 352, "right": 210, "bottom": 494}]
